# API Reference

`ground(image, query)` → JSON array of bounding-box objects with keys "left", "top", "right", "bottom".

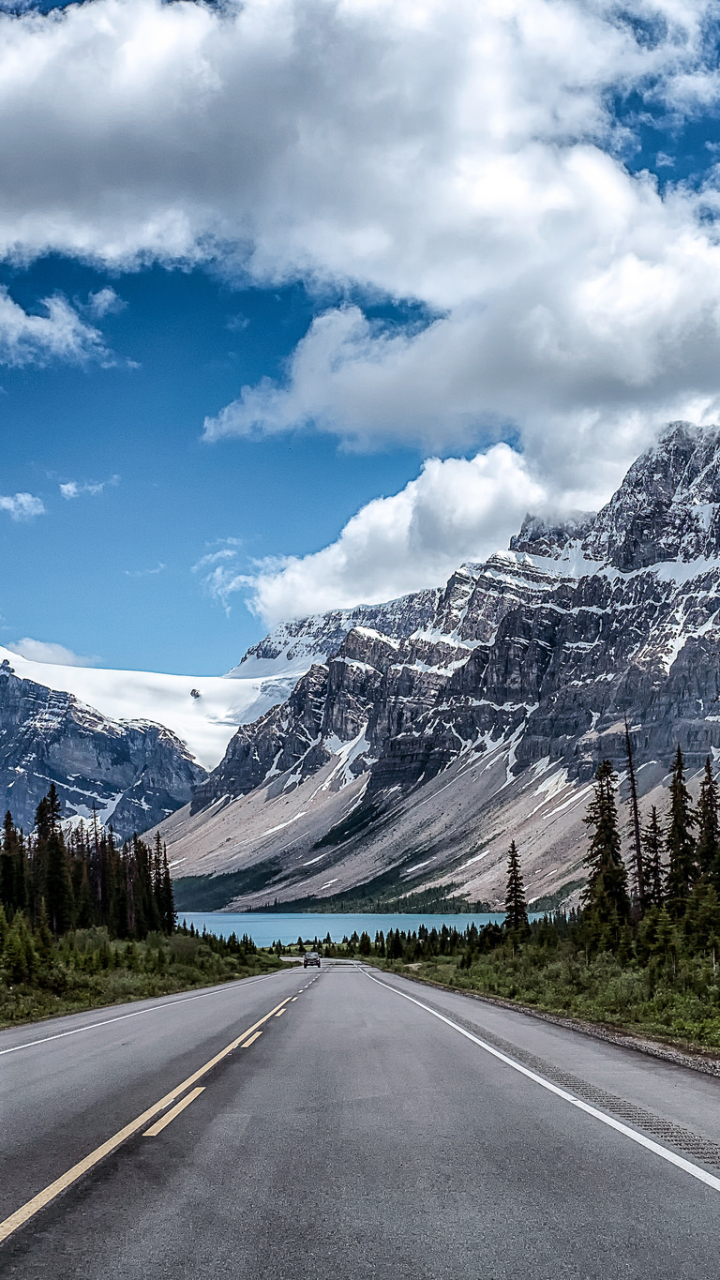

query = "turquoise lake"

[{"left": 179, "top": 910, "right": 506, "bottom": 947}]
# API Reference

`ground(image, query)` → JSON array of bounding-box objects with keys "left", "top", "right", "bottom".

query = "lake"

[{"left": 179, "top": 910, "right": 506, "bottom": 947}]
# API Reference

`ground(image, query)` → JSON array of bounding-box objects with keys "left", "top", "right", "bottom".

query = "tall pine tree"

[
  {"left": 696, "top": 756, "right": 719, "bottom": 880},
  {"left": 642, "top": 807, "right": 665, "bottom": 907},
  {"left": 582, "top": 760, "right": 631, "bottom": 936},
  {"left": 665, "top": 745, "right": 697, "bottom": 916},
  {"left": 624, "top": 719, "right": 645, "bottom": 912},
  {"left": 504, "top": 841, "right": 529, "bottom": 934}
]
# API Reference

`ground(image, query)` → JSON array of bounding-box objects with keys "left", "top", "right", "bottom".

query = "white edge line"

[
  {"left": 0, "top": 971, "right": 283, "bottom": 1057},
  {"left": 363, "top": 970, "right": 720, "bottom": 1196}
]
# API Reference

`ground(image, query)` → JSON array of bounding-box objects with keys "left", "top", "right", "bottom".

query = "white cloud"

[
  {"left": 86, "top": 286, "right": 127, "bottom": 318},
  {"left": 191, "top": 547, "right": 238, "bottom": 573},
  {"left": 0, "top": 492, "right": 45, "bottom": 520},
  {"left": 7, "top": 0, "right": 720, "bottom": 609},
  {"left": 208, "top": 444, "right": 546, "bottom": 623},
  {"left": 123, "top": 562, "right": 166, "bottom": 577},
  {"left": 0, "top": 286, "right": 111, "bottom": 367},
  {"left": 6, "top": 637, "right": 98, "bottom": 666},
  {"left": 60, "top": 474, "right": 119, "bottom": 499}
]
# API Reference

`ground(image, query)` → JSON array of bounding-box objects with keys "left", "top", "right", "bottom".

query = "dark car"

[{"left": 303, "top": 951, "right": 321, "bottom": 968}]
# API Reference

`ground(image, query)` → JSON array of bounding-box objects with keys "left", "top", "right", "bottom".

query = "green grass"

[
  {"left": 0, "top": 929, "right": 284, "bottom": 1030},
  {"left": 366, "top": 948, "right": 720, "bottom": 1052}
]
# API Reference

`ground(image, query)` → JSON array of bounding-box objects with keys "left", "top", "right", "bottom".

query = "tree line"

[
  {"left": 501, "top": 733, "right": 720, "bottom": 955},
  {"left": 1, "top": 784, "right": 175, "bottom": 940}
]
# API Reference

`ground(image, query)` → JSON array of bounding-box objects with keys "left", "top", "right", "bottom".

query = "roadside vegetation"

[
  {"left": 325, "top": 738, "right": 720, "bottom": 1051},
  {"left": 0, "top": 785, "right": 281, "bottom": 1028}
]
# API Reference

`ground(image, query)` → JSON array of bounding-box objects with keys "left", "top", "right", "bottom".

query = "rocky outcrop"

[{"left": 0, "top": 660, "right": 206, "bottom": 840}]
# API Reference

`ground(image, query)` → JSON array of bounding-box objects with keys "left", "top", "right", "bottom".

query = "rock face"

[
  {"left": 228, "top": 588, "right": 442, "bottom": 672},
  {"left": 163, "top": 421, "right": 720, "bottom": 909},
  {"left": 0, "top": 660, "right": 206, "bottom": 840}
]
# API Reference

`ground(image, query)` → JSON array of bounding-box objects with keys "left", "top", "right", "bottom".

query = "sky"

[{"left": 3, "top": 0, "right": 720, "bottom": 674}]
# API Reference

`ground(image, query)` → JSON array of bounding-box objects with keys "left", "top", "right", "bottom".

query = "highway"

[{"left": 2, "top": 962, "right": 720, "bottom": 1278}]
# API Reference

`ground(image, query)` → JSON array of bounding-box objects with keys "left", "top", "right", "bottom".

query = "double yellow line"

[{"left": 0, "top": 993, "right": 293, "bottom": 1247}]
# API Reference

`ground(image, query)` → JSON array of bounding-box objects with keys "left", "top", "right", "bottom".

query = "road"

[{"left": 2, "top": 962, "right": 720, "bottom": 1278}]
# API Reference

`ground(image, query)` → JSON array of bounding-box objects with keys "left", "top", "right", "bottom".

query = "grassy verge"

[
  {"left": 363, "top": 949, "right": 720, "bottom": 1053},
  {"left": 0, "top": 926, "right": 284, "bottom": 1030}
]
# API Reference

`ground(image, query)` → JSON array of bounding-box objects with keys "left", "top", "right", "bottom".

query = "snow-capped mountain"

[
  {"left": 0, "top": 658, "right": 205, "bottom": 840},
  {"left": 0, "top": 578, "right": 441, "bottom": 840},
  {"left": 160, "top": 421, "right": 720, "bottom": 911}
]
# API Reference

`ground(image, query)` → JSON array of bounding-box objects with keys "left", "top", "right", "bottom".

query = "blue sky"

[
  {"left": 3, "top": 0, "right": 720, "bottom": 674},
  {"left": 0, "top": 258, "right": 426, "bottom": 671}
]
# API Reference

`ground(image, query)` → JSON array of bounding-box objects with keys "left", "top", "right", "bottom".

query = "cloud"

[
  {"left": 7, "top": 0, "right": 720, "bottom": 603},
  {"left": 86, "top": 286, "right": 127, "bottom": 319},
  {"left": 207, "top": 444, "right": 546, "bottom": 623},
  {"left": 60, "top": 474, "right": 120, "bottom": 499},
  {"left": 6, "top": 637, "right": 99, "bottom": 666},
  {"left": 0, "top": 491, "right": 45, "bottom": 520},
  {"left": 0, "top": 286, "right": 112, "bottom": 367},
  {"left": 192, "top": 547, "right": 238, "bottom": 572},
  {"left": 123, "top": 562, "right": 166, "bottom": 577}
]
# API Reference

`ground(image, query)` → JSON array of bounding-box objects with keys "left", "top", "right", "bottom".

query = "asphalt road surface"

[{"left": 3, "top": 962, "right": 720, "bottom": 1278}]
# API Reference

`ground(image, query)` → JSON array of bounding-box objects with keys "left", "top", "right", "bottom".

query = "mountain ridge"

[{"left": 164, "top": 420, "right": 720, "bottom": 911}]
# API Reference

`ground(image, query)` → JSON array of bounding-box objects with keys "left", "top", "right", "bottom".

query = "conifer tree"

[
  {"left": 624, "top": 719, "right": 645, "bottom": 911},
  {"left": 665, "top": 745, "right": 697, "bottom": 916},
  {"left": 160, "top": 842, "right": 175, "bottom": 934},
  {"left": 642, "top": 806, "right": 665, "bottom": 907},
  {"left": 696, "top": 756, "right": 719, "bottom": 880},
  {"left": 39, "top": 787, "right": 74, "bottom": 936},
  {"left": 582, "top": 760, "right": 631, "bottom": 933},
  {"left": 504, "top": 840, "right": 529, "bottom": 934}
]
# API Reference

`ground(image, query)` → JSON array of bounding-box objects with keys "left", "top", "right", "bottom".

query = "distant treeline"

[{"left": 1, "top": 784, "right": 174, "bottom": 940}]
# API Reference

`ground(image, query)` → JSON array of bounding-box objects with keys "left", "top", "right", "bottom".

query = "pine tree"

[
  {"left": 582, "top": 760, "right": 631, "bottom": 935},
  {"left": 665, "top": 745, "right": 697, "bottom": 916},
  {"left": 37, "top": 788, "right": 74, "bottom": 936},
  {"left": 696, "top": 756, "right": 720, "bottom": 879},
  {"left": 624, "top": 719, "right": 645, "bottom": 911},
  {"left": 504, "top": 840, "right": 529, "bottom": 934},
  {"left": 642, "top": 806, "right": 665, "bottom": 907},
  {"left": 160, "top": 842, "right": 175, "bottom": 934}
]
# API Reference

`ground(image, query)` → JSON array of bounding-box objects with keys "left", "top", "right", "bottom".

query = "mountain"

[
  {"left": 0, "top": 658, "right": 206, "bottom": 841},
  {"left": 161, "top": 421, "right": 720, "bottom": 912}
]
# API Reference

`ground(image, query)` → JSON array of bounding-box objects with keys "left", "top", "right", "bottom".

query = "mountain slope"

[
  {"left": 165, "top": 420, "right": 720, "bottom": 911},
  {"left": 0, "top": 658, "right": 206, "bottom": 840}
]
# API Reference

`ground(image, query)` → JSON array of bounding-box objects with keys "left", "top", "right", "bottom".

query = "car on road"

[{"left": 303, "top": 951, "right": 321, "bottom": 968}]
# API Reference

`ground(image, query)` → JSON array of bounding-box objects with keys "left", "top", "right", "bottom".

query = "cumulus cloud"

[
  {"left": 207, "top": 445, "right": 546, "bottom": 622},
  {"left": 6, "top": 637, "right": 98, "bottom": 666},
  {"left": 60, "top": 474, "right": 119, "bottom": 499},
  {"left": 0, "top": 286, "right": 110, "bottom": 367},
  {"left": 8, "top": 0, "right": 720, "bottom": 608},
  {"left": 0, "top": 491, "right": 45, "bottom": 520}
]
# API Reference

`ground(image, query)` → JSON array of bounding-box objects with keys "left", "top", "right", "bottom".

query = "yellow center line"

[
  {"left": 143, "top": 1088, "right": 205, "bottom": 1138},
  {"left": 0, "top": 993, "right": 293, "bottom": 1247},
  {"left": 291, "top": 997, "right": 298, "bottom": 1002},
  {"left": 243, "top": 1031, "right": 262, "bottom": 1048},
  {"left": 275, "top": 1009, "right": 285, "bottom": 1017}
]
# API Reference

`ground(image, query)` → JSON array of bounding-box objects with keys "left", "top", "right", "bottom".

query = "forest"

[{"left": 0, "top": 784, "right": 281, "bottom": 1026}]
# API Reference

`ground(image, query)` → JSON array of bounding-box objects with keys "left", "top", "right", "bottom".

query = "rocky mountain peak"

[
  {"left": 582, "top": 420, "right": 720, "bottom": 571},
  {"left": 509, "top": 511, "right": 596, "bottom": 559}
]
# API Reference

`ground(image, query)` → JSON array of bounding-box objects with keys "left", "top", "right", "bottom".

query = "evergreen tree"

[
  {"left": 504, "top": 840, "right": 529, "bottom": 934},
  {"left": 696, "top": 756, "right": 720, "bottom": 880},
  {"left": 642, "top": 806, "right": 665, "bottom": 907},
  {"left": 624, "top": 719, "right": 645, "bottom": 911},
  {"left": 160, "top": 842, "right": 175, "bottom": 934},
  {"left": 665, "top": 745, "right": 697, "bottom": 916},
  {"left": 582, "top": 760, "right": 631, "bottom": 936},
  {"left": 44, "top": 824, "right": 74, "bottom": 936}
]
